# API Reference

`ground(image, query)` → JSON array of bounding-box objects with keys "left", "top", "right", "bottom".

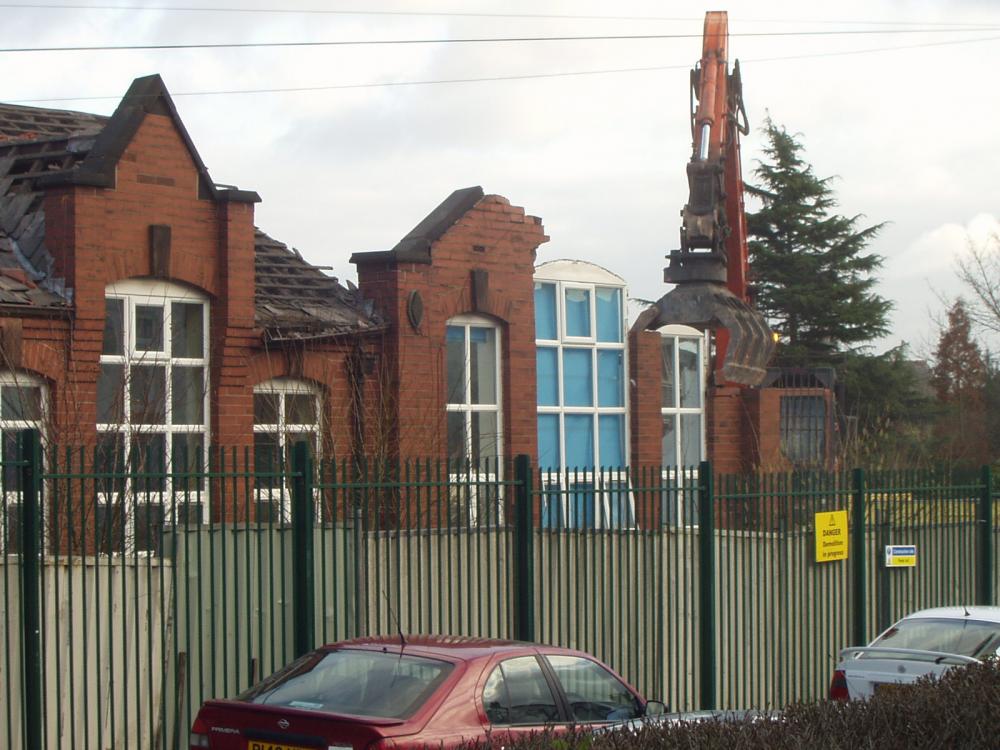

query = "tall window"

[
  {"left": 534, "top": 262, "right": 630, "bottom": 529},
  {"left": 0, "top": 372, "right": 44, "bottom": 554},
  {"left": 253, "top": 378, "right": 321, "bottom": 522},
  {"left": 97, "top": 280, "right": 209, "bottom": 553},
  {"left": 781, "top": 395, "right": 827, "bottom": 465},
  {"left": 660, "top": 326, "right": 706, "bottom": 526},
  {"left": 445, "top": 315, "right": 502, "bottom": 525}
]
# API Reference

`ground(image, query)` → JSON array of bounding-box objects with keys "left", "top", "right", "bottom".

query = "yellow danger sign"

[{"left": 815, "top": 510, "right": 848, "bottom": 563}]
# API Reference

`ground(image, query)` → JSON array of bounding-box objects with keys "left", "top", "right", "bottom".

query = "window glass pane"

[
  {"left": 254, "top": 432, "right": 281, "bottom": 490},
  {"left": 604, "top": 481, "right": 635, "bottom": 529},
  {"left": 662, "top": 415, "right": 677, "bottom": 466},
  {"left": 131, "top": 433, "right": 166, "bottom": 493},
  {"left": 445, "top": 326, "right": 466, "bottom": 405},
  {"left": 536, "top": 348, "right": 558, "bottom": 407},
  {"left": 134, "top": 503, "right": 164, "bottom": 554},
  {"left": 678, "top": 339, "right": 701, "bottom": 408},
  {"left": 102, "top": 298, "right": 124, "bottom": 355},
  {"left": 135, "top": 305, "right": 164, "bottom": 352},
  {"left": 240, "top": 650, "right": 454, "bottom": 720},
  {"left": 781, "top": 396, "right": 826, "bottom": 464},
  {"left": 492, "top": 657, "right": 559, "bottom": 725},
  {"left": 541, "top": 487, "right": 563, "bottom": 528},
  {"left": 471, "top": 412, "right": 499, "bottom": 471},
  {"left": 284, "top": 433, "right": 317, "bottom": 479},
  {"left": 546, "top": 655, "right": 641, "bottom": 722},
  {"left": 564, "top": 288, "right": 591, "bottom": 337},
  {"left": 286, "top": 393, "right": 317, "bottom": 425},
  {"left": 1, "top": 430, "right": 20, "bottom": 492},
  {"left": 447, "top": 412, "right": 466, "bottom": 466},
  {"left": 661, "top": 339, "right": 676, "bottom": 408},
  {"left": 538, "top": 414, "right": 560, "bottom": 471},
  {"left": 171, "top": 302, "right": 203, "bottom": 358},
  {"left": 469, "top": 327, "right": 497, "bottom": 405},
  {"left": 483, "top": 666, "right": 508, "bottom": 724},
  {"left": 597, "top": 351, "right": 623, "bottom": 407},
  {"left": 171, "top": 367, "right": 204, "bottom": 425},
  {"left": 565, "top": 414, "right": 594, "bottom": 470},
  {"left": 568, "top": 482, "right": 595, "bottom": 529},
  {"left": 95, "top": 434, "right": 126, "bottom": 496},
  {"left": 563, "top": 349, "right": 593, "bottom": 407},
  {"left": 596, "top": 287, "right": 622, "bottom": 343},
  {"left": 534, "top": 282, "right": 557, "bottom": 340},
  {"left": 172, "top": 433, "right": 204, "bottom": 492},
  {"left": 97, "top": 364, "right": 125, "bottom": 425},
  {"left": 598, "top": 414, "right": 624, "bottom": 467},
  {"left": 1, "top": 385, "right": 41, "bottom": 420},
  {"left": 254, "top": 393, "right": 280, "bottom": 425},
  {"left": 680, "top": 413, "right": 702, "bottom": 466},
  {"left": 131, "top": 365, "right": 166, "bottom": 425},
  {"left": 95, "top": 504, "right": 125, "bottom": 555}
]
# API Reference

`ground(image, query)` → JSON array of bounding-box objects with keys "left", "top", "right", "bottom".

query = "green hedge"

[{"left": 464, "top": 659, "right": 1000, "bottom": 750}]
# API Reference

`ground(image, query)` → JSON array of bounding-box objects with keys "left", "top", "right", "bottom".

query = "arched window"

[
  {"left": 660, "top": 324, "right": 707, "bottom": 525},
  {"left": 534, "top": 260, "right": 631, "bottom": 529},
  {"left": 253, "top": 378, "right": 321, "bottom": 522},
  {"left": 97, "top": 279, "right": 209, "bottom": 553},
  {"left": 445, "top": 315, "right": 503, "bottom": 525},
  {"left": 0, "top": 371, "right": 45, "bottom": 554}
]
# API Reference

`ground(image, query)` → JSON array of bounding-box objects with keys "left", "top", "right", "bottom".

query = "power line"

[
  {"left": 2, "top": 3, "right": 999, "bottom": 28},
  {"left": 1, "top": 27, "right": 999, "bottom": 55},
  {"left": 8, "top": 33, "right": 999, "bottom": 106}
]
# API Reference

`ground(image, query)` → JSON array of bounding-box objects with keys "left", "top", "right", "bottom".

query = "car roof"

[
  {"left": 323, "top": 634, "right": 545, "bottom": 661},
  {"left": 901, "top": 606, "right": 1000, "bottom": 624}
]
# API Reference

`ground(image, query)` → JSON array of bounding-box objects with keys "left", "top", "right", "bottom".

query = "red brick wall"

[
  {"left": 356, "top": 195, "right": 548, "bottom": 463},
  {"left": 629, "top": 328, "right": 663, "bottom": 468},
  {"left": 706, "top": 385, "right": 752, "bottom": 475}
]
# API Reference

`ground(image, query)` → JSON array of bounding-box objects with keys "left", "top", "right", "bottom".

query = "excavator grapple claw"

[{"left": 636, "top": 283, "right": 775, "bottom": 386}]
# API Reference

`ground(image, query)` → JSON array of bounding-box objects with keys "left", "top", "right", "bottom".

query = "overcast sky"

[{"left": 4, "top": 0, "right": 1000, "bottom": 358}]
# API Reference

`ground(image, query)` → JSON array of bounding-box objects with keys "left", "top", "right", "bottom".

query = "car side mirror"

[{"left": 644, "top": 700, "right": 667, "bottom": 717}]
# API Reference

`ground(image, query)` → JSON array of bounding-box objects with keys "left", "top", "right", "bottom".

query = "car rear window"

[
  {"left": 871, "top": 618, "right": 1000, "bottom": 658},
  {"left": 238, "top": 648, "right": 454, "bottom": 719}
]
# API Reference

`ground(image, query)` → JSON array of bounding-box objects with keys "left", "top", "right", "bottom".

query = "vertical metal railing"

[{"left": 4, "top": 451, "right": 1000, "bottom": 748}]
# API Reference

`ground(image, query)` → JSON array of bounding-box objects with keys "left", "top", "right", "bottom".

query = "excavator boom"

[{"left": 635, "top": 11, "right": 773, "bottom": 385}]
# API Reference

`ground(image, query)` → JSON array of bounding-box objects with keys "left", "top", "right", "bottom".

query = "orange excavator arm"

[{"left": 635, "top": 11, "right": 772, "bottom": 385}]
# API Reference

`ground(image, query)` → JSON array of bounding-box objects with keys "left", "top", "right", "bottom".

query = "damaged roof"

[
  {"left": 255, "top": 230, "right": 383, "bottom": 341},
  {"left": 0, "top": 77, "right": 382, "bottom": 337},
  {"left": 0, "top": 103, "right": 102, "bottom": 308},
  {"left": 351, "top": 185, "right": 485, "bottom": 265}
]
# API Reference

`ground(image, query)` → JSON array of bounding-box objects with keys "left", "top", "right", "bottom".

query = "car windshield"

[
  {"left": 870, "top": 617, "right": 1000, "bottom": 658},
  {"left": 238, "top": 648, "right": 454, "bottom": 719}
]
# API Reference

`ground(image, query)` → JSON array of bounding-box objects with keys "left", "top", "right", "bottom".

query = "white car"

[{"left": 830, "top": 606, "right": 1000, "bottom": 700}]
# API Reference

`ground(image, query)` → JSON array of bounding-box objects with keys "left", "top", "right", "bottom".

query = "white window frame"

[
  {"left": 659, "top": 325, "right": 707, "bottom": 527},
  {"left": 534, "top": 263, "right": 632, "bottom": 530},
  {"left": 445, "top": 314, "right": 503, "bottom": 527},
  {"left": 97, "top": 279, "right": 210, "bottom": 554},
  {"left": 0, "top": 371, "right": 46, "bottom": 555},
  {"left": 253, "top": 377, "right": 322, "bottom": 523}
]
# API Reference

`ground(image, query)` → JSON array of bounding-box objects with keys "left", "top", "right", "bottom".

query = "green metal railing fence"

[{"left": 2, "top": 431, "right": 998, "bottom": 748}]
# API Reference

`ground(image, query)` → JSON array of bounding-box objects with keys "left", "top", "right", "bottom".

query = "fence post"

[
  {"left": 291, "top": 441, "right": 315, "bottom": 657},
  {"left": 851, "top": 468, "right": 867, "bottom": 646},
  {"left": 513, "top": 455, "right": 535, "bottom": 642},
  {"left": 697, "top": 460, "right": 716, "bottom": 711},
  {"left": 977, "top": 465, "right": 994, "bottom": 606},
  {"left": 19, "top": 429, "right": 42, "bottom": 750}
]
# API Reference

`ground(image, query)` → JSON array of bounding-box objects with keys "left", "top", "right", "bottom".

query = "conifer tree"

[
  {"left": 746, "top": 119, "right": 891, "bottom": 364},
  {"left": 931, "top": 300, "right": 989, "bottom": 464}
]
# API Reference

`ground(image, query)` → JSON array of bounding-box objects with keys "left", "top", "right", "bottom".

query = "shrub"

[{"left": 459, "top": 659, "right": 1000, "bottom": 750}]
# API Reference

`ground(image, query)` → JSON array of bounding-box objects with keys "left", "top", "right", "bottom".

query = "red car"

[{"left": 190, "top": 635, "right": 664, "bottom": 749}]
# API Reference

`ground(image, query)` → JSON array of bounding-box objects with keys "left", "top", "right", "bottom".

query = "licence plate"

[
  {"left": 874, "top": 682, "right": 905, "bottom": 695},
  {"left": 247, "top": 742, "right": 314, "bottom": 750}
]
